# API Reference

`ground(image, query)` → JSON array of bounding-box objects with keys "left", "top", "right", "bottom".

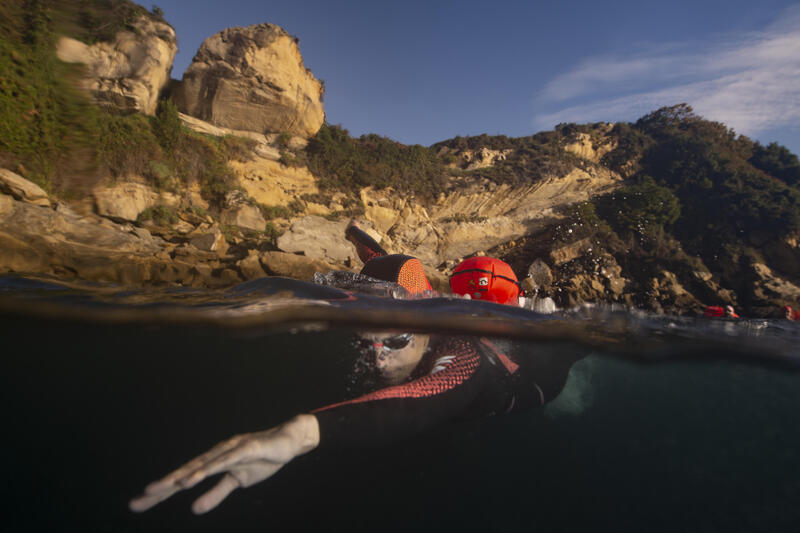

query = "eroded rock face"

[
  {"left": 56, "top": 17, "right": 177, "bottom": 115},
  {"left": 260, "top": 251, "right": 337, "bottom": 281},
  {"left": 174, "top": 23, "right": 325, "bottom": 138},
  {"left": 219, "top": 191, "right": 267, "bottom": 232},
  {"left": 0, "top": 169, "right": 50, "bottom": 206},
  {"left": 353, "top": 165, "right": 623, "bottom": 267},
  {"left": 0, "top": 193, "right": 162, "bottom": 283},
  {"left": 276, "top": 216, "right": 353, "bottom": 264},
  {"left": 93, "top": 181, "right": 178, "bottom": 222},
  {"left": 563, "top": 130, "right": 617, "bottom": 163}
]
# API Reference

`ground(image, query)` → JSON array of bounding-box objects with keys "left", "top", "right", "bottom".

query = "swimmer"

[{"left": 130, "top": 222, "right": 585, "bottom": 514}]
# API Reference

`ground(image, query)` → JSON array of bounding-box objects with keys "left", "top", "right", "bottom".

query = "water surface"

[{"left": 1, "top": 275, "right": 798, "bottom": 532}]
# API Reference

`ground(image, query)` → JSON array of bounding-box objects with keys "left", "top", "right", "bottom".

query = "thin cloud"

[{"left": 533, "top": 6, "right": 800, "bottom": 137}]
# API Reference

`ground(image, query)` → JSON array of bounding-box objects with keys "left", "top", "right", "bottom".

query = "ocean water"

[{"left": 1, "top": 274, "right": 799, "bottom": 532}]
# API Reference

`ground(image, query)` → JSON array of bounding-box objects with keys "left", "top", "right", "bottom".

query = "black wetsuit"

[
  {"left": 312, "top": 226, "right": 583, "bottom": 448},
  {"left": 313, "top": 336, "right": 578, "bottom": 448}
]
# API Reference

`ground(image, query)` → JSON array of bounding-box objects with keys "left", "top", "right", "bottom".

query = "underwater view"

[{"left": 2, "top": 274, "right": 799, "bottom": 532}]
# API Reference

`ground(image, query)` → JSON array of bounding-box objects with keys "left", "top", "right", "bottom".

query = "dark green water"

[{"left": 1, "top": 276, "right": 799, "bottom": 532}]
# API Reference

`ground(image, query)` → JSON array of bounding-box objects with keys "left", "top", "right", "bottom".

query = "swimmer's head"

[
  {"left": 450, "top": 256, "right": 521, "bottom": 306},
  {"left": 357, "top": 331, "right": 430, "bottom": 384}
]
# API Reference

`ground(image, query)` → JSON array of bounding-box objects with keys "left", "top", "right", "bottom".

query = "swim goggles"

[{"left": 358, "top": 333, "right": 415, "bottom": 352}]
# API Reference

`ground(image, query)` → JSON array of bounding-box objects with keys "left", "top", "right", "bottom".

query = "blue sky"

[{"left": 154, "top": 0, "right": 800, "bottom": 155}]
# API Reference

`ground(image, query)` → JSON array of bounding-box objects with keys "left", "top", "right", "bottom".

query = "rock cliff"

[
  {"left": 56, "top": 16, "right": 177, "bottom": 115},
  {"left": 173, "top": 23, "right": 325, "bottom": 138}
]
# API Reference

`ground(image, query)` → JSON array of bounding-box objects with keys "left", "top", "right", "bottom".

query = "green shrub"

[
  {"left": 263, "top": 222, "right": 281, "bottom": 246},
  {"left": 137, "top": 205, "right": 178, "bottom": 226},
  {"left": 440, "top": 213, "right": 488, "bottom": 224},
  {"left": 258, "top": 204, "right": 293, "bottom": 220},
  {"left": 275, "top": 131, "right": 291, "bottom": 149},
  {"left": 594, "top": 176, "right": 680, "bottom": 236},
  {"left": 219, "top": 135, "right": 257, "bottom": 162},
  {"left": 305, "top": 124, "right": 447, "bottom": 197},
  {"left": 153, "top": 99, "right": 182, "bottom": 155},
  {"left": 278, "top": 150, "right": 303, "bottom": 167}
]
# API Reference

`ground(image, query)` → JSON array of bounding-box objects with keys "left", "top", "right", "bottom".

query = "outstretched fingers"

[
  {"left": 191, "top": 473, "right": 240, "bottom": 515},
  {"left": 129, "top": 484, "right": 181, "bottom": 512},
  {"left": 129, "top": 436, "right": 244, "bottom": 512}
]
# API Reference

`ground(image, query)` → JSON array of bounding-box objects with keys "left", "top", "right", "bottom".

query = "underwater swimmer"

[
  {"left": 130, "top": 220, "right": 582, "bottom": 514},
  {"left": 130, "top": 328, "right": 581, "bottom": 514}
]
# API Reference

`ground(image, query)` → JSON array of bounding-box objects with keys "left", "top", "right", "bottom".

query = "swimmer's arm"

[{"left": 129, "top": 413, "right": 319, "bottom": 515}]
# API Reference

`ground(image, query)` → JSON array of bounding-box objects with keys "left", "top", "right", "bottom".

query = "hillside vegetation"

[
  {"left": 497, "top": 105, "right": 800, "bottom": 312},
  {"left": 0, "top": 0, "right": 249, "bottom": 207}
]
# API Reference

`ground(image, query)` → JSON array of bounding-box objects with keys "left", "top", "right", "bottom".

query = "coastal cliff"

[{"left": 1, "top": 0, "right": 799, "bottom": 317}]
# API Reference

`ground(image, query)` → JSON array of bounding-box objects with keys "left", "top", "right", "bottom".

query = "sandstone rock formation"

[
  {"left": 260, "top": 251, "right": 342, "bottom": 281},
  {"left": 0, "top": 169, "right": 50, "bottom": 207},
  {"left": 219, "top": 191, "right": 267, "bottom": 232},
  {"left": 276, "top": 216, "right": 354, "bottom": 264},
  {"left": 349, "top": 165, "right": 623, "bottom": 267},
  {"left": 0, "top": 172, "right": 246, "bottom": 288},
  {"left": 563, "top": 129, "right": 617, "bottom": 163},
  {"left": 173, "top": 23, "right": 325, "bottom": 138},
  {"left": 56, "top": 17, "right": 177, "bottom": 115},
  {"left": 93, "top": 181, "right": 179, "bottom": 222}
]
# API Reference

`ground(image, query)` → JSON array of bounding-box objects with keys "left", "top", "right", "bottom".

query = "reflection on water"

[{"left": 1, "top": 274, "right": 799, "bottom": 532}]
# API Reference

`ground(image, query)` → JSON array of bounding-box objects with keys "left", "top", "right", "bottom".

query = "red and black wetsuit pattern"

[
  {"left": 312, "top": 337, "right": 565, "bottom": 448},
  {"left": 346, "top": 224, "right": 388, "bottom": 263}
]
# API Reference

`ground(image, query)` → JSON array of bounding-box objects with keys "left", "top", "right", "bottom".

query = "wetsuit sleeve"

[
  {"left": 312, "top": 338, "right": 487, "bottom": 448},
  {"left": 345, "top": 225, "right": 387, "bottom": 263}
]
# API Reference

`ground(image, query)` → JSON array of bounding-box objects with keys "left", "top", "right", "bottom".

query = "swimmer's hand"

[{"left": 129, "top": 414, "right": 319, "bottom": 514}]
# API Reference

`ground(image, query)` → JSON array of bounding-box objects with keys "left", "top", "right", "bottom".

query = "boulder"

[
  {"left": 219, "top": 204, "right": 266, "bottom": 232},
  {"left": 173, "top": 23, "right": 325, "bottom": 138},
  {"left": 189, "top": 226, "right": 229, "bottom": 255},
  {"left": 0, "top": 169, "right": 50, "bottom": 206},
  {"left": 550, "top": 238, "right": 593, "bottom": 265},
  {"left": 277, "top": 216, "right": 353, "bottom": 264},
  {"left": 56, "top": 17, "right": 177, "bottom": 115},
  {"left": 218, "top": 191, "right": 266, "bottom": 231},
  {"left": 93, "top": 182, "right": 177, "bottom": 222},
  {"left": 237, "top": 251, "right": 267, "bottom": 280},
  {"left": 527, "top": 259, "right": 553, "bottom": 289},
  {"left": 260, "top": 251, "right": 337, "bottom": 281}
]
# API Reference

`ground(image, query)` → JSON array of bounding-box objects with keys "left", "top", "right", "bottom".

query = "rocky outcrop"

[
  {"left": 349, "top": 166, "right": 623, "bottom": 267},
  {"left": 93, "top": 181, "right": 179, "bottom": 222},
  {"left": 173, "top": 23, "right": 325, "bottom": 138},
  {"left": 750, "top": 263, "right": 800, "bottom": 305},
  {"left": 219, "top": 191, "right": 267, "bottom": 232},
  {"left": 0, "top": 169, "right": 50, "bottom": 207},
  {"left": 563, "top": 129, "right": 617, "bottom": 163},
  {"left": 276, "top": 216, "right": 354, "bottom": 264},
  {"left": 0, "top": 173, "right": 244, "bottom": 288},
  {"left": 228, "top": 153, "right": 319, "bottom": 209},
  {"left": 260, "top": 251, "right": 338, "bottom": 281},
  {"left": 56, "top": 17, "right": 177, "bottom": 115},
  {"left": 460, "top": 148, "right": 513, "bottom": 170}
]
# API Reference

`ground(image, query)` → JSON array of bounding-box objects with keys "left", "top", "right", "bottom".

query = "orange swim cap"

[{"left": 449, "top": 256, "right": 520, "bottom": 305}]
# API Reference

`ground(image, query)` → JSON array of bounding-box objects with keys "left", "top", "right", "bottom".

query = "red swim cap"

[{"left": 450, "top": 256, "right": 520, "bottom": 305}]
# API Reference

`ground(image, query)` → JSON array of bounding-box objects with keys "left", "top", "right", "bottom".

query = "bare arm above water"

[{"left": 129, "top": 414, "right": 319, "bottom": 514}]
